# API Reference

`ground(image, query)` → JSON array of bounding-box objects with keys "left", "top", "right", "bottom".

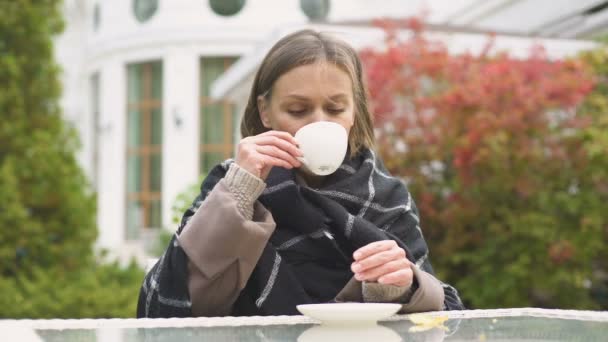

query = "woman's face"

[{"left": 258, "top": 62, "right": 355, "bottom": 137}]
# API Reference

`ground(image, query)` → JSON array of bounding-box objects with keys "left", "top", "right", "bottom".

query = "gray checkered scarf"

[{"left": 137, "top": 149, "right": 464, "bottom": 317}]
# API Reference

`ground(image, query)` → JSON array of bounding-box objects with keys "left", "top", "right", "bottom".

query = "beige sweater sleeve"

[
  {"left": 177, "top": 164, "right": 275, "bottom": 317},
  {"left": 335, "top": 265, "right": 445, "bottom": 313}
]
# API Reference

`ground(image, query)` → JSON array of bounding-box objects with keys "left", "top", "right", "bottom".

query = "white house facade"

[{"left": 54, "top": 0, "right": 602, "bottom": 264}]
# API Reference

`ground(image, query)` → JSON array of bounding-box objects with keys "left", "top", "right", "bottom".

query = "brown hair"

[{"left": 240, "top": 29, "right": 375, "bottom": 156}]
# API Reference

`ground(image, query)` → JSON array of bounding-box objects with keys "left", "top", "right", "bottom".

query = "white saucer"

[{"left": 296, "top": 303, "right": 401, "bottom": 326}]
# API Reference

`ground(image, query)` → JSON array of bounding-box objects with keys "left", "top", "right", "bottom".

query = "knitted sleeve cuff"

[
  {"left": 362, "top": 281, "right": 415, "bottom": 303},
  {"left": 223, "top": 163, "right": 266, "bottom": 220}
]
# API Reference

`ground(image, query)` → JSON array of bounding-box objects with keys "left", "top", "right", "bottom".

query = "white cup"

[{"left": 294, "top": 121, "right": 348, "bottom": 176}]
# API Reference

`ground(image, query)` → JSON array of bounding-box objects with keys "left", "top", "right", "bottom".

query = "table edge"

[{"left": 1, "top": 307, "right": 607, "bottom": 330}]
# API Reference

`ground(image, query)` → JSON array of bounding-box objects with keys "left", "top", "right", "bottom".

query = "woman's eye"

[
  {"left": 287, "top": 109, "right": 307, "bottom": 115},
  {"left": 327, "top": 108, "right": 345, "bottom": 114}
]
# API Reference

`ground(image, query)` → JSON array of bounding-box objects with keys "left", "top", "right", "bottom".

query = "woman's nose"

[{"left": 308, "top": 109, "right": 331, "bottom": 123}]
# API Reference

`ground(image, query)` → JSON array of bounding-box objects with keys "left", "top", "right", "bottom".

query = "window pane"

[
  {"left": 151, "top": 108, "right": 162, "bottom": 145},
  {"left": 199, "top": 57, "right": 236, "bottom": 177},
  {"left": 200, "top": 152, "right": 226, "bottom": 175},
  {"left": 128, "top": 109, "right": 142, "bottom": 147},
  {"left": 127, "top": 155, "right": 142, "bottom": 193},
  {"left": 152, "top": 61, "right": 163, "bottom": 100},
  {"left": 201, "top": 58, "right": 235, "bottom": 97},
  {"left": 126, "top": 60, "right": 163, "bottom": 237},
  {"left": 126, "top": 200, "right": 144, "bottom": 239},
  {"left": 201, "top": 103, "right": 224, "bottom": 144},
  {"left": 133, "top": 0, "right": 159, "bottom": 23},
  {"left": 148, "top": 200, "right": 162, "bottom": 229},
  {"left": 206, "top": 58, "right": 224, "bottom": 81},
  {"left": 150, "top": 153, "right": 162, "bottom": 192},
  {"left": 127, "top": 64, "right": 142, "bottom": 104},
  {"left": 201, "top": 58, "right": 225, "bottom": 97},
  {"left": 209, "top": 0, "right": 246, "bottom": 17},
  {"left": 301, "top": 0, "right": 330, "bottom": 21}
]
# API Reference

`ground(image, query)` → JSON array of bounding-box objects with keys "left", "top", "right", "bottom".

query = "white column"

[
  {"left": 162, "top": 48, "right": 200, "bottom": 232},
  {"left": 96, "top": 58, "right": 127, "bottom": 250}
]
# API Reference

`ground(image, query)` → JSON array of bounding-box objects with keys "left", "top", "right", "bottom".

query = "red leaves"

[
  {"left": 361, "top": 18, "right": 595, "bottom": 185},
  {"left": 363, "top": 18, "right": 608, "bottom": 309}
]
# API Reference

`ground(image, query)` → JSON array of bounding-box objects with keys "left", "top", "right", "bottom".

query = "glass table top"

[{"left": 3, "top": 308, "right": 608, "bottom": 342}]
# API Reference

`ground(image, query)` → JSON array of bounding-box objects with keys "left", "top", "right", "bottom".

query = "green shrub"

[
  {"left": 0, "top": 0, "right": 96, "bottom": 277},
  {"left": 0, "top": 262, "right": 144, "bottom": 319},
  {"left": 0, "top": 1, "right": 145, "bottom": 318},
  {"left": 170, "top": 179, "right": 203, "bottom": 226},
  {"left": 577, "top": 47, "right": 608, "bottom": 309}
]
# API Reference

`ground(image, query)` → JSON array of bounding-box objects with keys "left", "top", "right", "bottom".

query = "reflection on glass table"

[{"left": 4, "top": 308, "right": 608, "bottom": 342}]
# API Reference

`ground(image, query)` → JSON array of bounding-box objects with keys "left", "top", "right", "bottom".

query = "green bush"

[
  {"left": 0, "top": 0, "right": 96, "bottom": 277},
  {"left": 170, "top": 179, "right": 203, "bottom": 226},
  {"left": 577, "top": 47, "right": 608, "bottom": 308},
  {"left": 0, "top": 262, "right": 144, "bottom": 319},
  {"left": 0, "top": 1, "right": 145, "bottom": 318}
]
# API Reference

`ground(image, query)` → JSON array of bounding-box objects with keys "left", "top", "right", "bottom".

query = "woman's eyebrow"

[
  {"left": 328, "top": 93, "right": 349, "bottom": 101},
  {"left": 284, "top": 94, "right": 310, "bottom": 101},
  {"left": 284, "top": 93, "right": 349, "bottom": 99}
]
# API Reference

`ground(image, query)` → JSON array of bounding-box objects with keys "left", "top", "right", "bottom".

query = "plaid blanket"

[{"left": 137, "top": 149, "right": 464, "bottom": 317}]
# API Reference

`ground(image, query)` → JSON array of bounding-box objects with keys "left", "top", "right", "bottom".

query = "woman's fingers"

[
  {"left": 256, "top": 145, "right": 301, "bottom": 168},
  {"left": 354, "top": 258, "right": 410, "bottom": 282},
  {"left": 353, "top": 240, "right": 398, "bottom": 261},
  {"left": 258, "top": 130, "right": 300, "bottom": 147},
  {"left": 352, "top": 243, "right": 405, "bottom": 273},
  {"left": 251, "top": 135, "right": 303, "bottom": 161},
  {"left": 351, "top": 240, "right": 412, "bottom": 287},
  {"left": 260, "top": 154, "right": 295, "bottom": 171},
  {"left": 377, "top": 267, "right": 414, "bottom": 287},
  {"left": 235, "top": 130, "right": 303, "bottom": 179}
]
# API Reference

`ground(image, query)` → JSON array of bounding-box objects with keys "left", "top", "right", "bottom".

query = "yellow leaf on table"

[
  {"left": 408, "top": 314, "right": 449, "bottom": 325},
  {"left": 407, "top": 314, "right": 449, "bottom": 333}
]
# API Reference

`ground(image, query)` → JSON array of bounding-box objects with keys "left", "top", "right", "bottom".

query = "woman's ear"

[{"left": 257, "top": 95, "right": 272, "bottom": 129}]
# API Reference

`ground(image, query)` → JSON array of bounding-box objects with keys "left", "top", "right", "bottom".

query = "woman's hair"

[{"left": 240, "top": 29, "right": 375, "bottom": 156}]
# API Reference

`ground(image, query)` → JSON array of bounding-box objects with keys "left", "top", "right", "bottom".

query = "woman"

[{"left": 137, "top": 29, "right": 464, "bottom": 318}]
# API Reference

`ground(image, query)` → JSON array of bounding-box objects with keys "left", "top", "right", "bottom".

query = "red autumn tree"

[{"left": 361, "top": 18, "right": 606, "bottom": 309}]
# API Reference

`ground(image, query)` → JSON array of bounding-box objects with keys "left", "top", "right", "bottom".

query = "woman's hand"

[
  {"left": 351, "top": 240, "right": 414, "bottom": 287},
  {"left": 236, "top": 130, "right": 302, "bottom": 180}
]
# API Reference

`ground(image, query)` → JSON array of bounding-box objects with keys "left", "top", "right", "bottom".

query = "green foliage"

[
  {"left": 577, "top": 47, "right": 608, "bottom": 308},
  {"left": 0, "top": 1, "right": 144, "bottom": 318},
  {"left": 170, "top": 180, "right": 202, "bottom": 226},
  {"left": 150, "top": 229, "right": 174, "bottom": 257},
  {"left": 0, "top": 262, "right": 144, "bottom": 318},
  {"left": 150, "top": 177, "right": 203, "bottom": 257},
  {"left": 363, "top": 19, "right": 607, "bottom": 309},
  {"left": 1, "top": 0, "right": 96, "bottom": 276}
]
